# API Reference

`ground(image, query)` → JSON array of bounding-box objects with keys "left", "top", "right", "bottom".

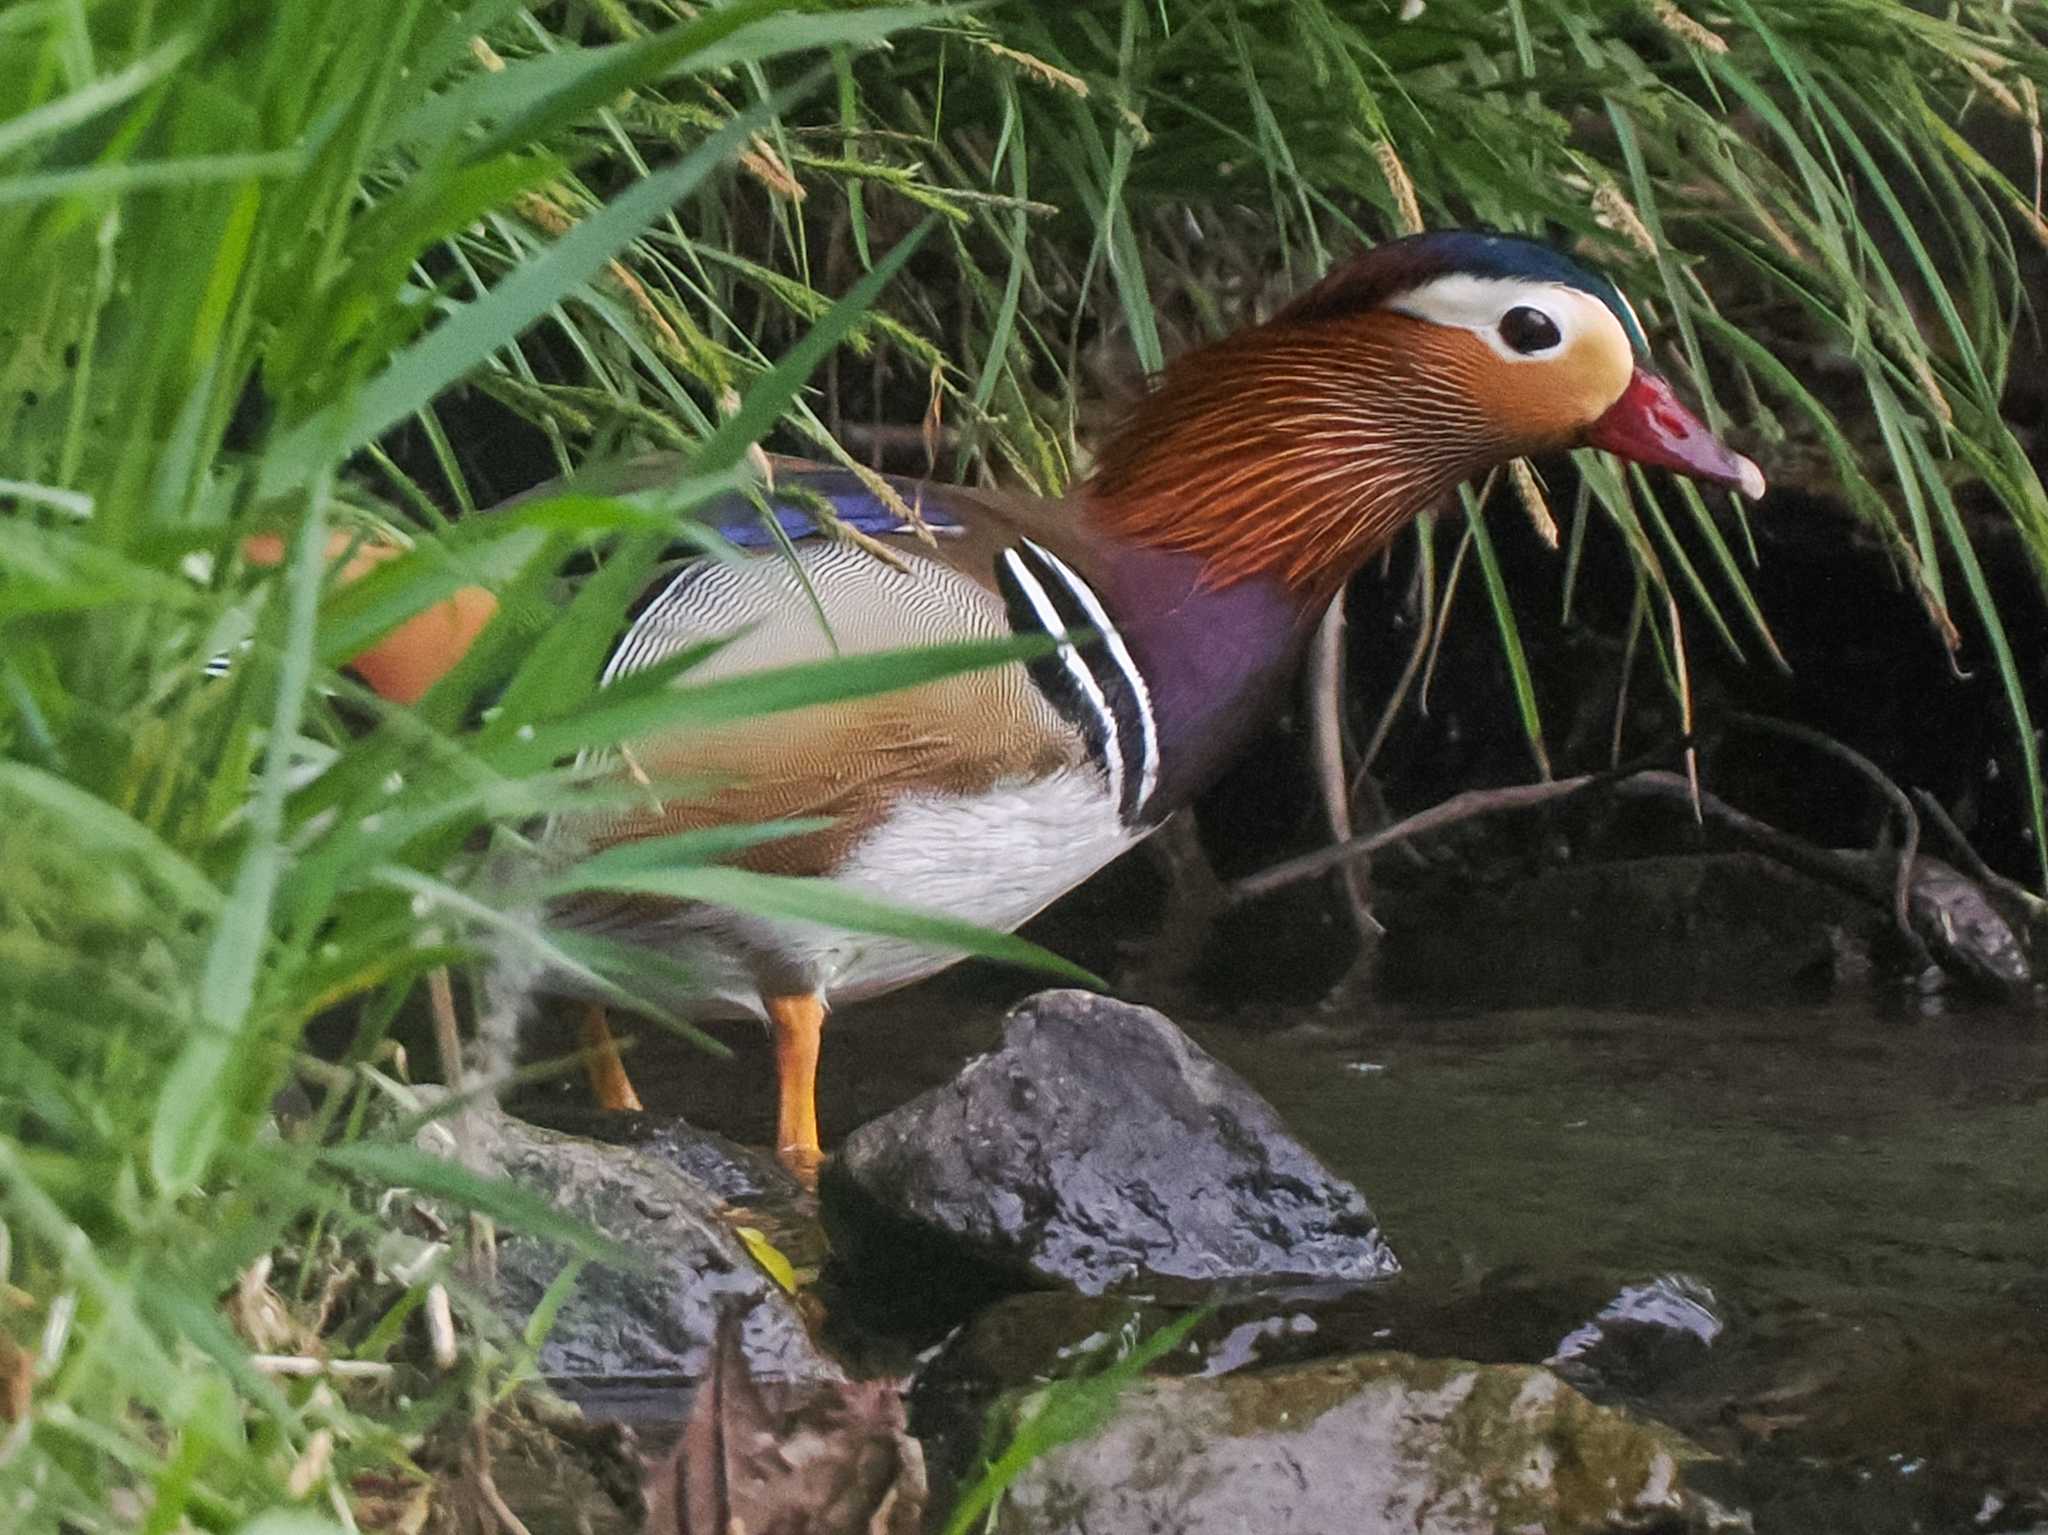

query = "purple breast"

[{"left": 1099, "top": 546, "right": 1318, "bottom": 817}]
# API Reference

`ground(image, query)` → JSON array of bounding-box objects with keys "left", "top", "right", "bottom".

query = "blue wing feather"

[{"left": 693, "top": 468, "right": 963, "bottom": 550}]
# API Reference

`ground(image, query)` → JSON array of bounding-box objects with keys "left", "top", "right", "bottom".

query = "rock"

[
  {"left": 445, "top": 1106, "right": 839, "bottom": 1390},
  {"left": 1900, "top": 854, "right": 2032, "bottom": 993},
  {"left": 822, "top": 990, "right": 1398, "bottom": 1301},
  {"left": 518, "top": 1103, "right": 804, "bottom": 1209},
  {"left": 1380, "top": 852, "right": 1867, "bottom": 1006},
  {"left": 990, "top": 1352, "right": 1718, "bottom": 1535},
  {"left": 514, "top": 1104, "right": 828, "bottom": 1291},
  {"left": 1547, "top": 1274, "right": 1726, "bottom": 1396},
  {"left": 908, "top": 1290, "right": 1344, "bottom": 1499}
]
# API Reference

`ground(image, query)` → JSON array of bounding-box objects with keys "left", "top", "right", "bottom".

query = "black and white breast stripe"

[
  {"left": 202, "top": 640, "right": 248, "bottom": 678},
  {"left": 603, "top": 562, "right": 717, "bottom": 683},
  {"left": 995, "top": 538, "right": 1159, "bottom": 823}
]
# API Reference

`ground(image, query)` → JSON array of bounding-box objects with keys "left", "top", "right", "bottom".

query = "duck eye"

[{"left": 1498, "top": 306, "right": 1562, "bottom": 355}]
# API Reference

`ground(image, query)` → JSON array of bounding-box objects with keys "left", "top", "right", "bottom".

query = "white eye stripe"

[
  {"left": 1385, "top": 274, "right": 1625, "bottom": 367},
  {"left": 1386, "top": 274, "right": 1561, "bottom": 331}
]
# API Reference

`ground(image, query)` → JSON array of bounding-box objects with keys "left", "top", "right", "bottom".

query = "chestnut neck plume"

[{"left": 1086, "top": 311, "right": 1500, "bottom": 600}]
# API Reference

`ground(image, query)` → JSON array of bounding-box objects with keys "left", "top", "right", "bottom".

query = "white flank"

[
  {"left": 588, "top": 772, "right": 1137, "bottom": 1023},
  {"left": 822, "top": 771, "right": 1136, "bottom": 1000}
]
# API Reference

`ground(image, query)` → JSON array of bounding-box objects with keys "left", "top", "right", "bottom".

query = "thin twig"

[
  {"left": 1357, "top": 535, "right": 1436, "bottom": 779},
  {"left": 428, "top": 968, "right": 497, "bottom": 1284},
  {"left": 1307, "top": 592, "right": 1383, "bottom": 940},
  {"left": 472, "top": 1422, "right": 537, "bottom": 1535},
  {"left": 1725, "top": 712, "right": 1920, "bottom": 943},
  {"left": 1666, "top": 592, "right": 1701, "bottom": 821},
  {"left": 1230, "top": 775, "right": 1598, "bottom": 902},
  {"left": 426, "top": 1284, "right": 458, "bottom": 1373},
  {"left": 1418, "top": 519, "right": 1475, "bottom": 717},
  {"left": 831, "top": 421, "right": 962, "bottom": 457},
  {"left": 1610, "top": 581, "right": 1647, "bottom": 766},
  {"left": 428, "top": 967, "right": 466, "bottom": 1100},
  {"left": 249, "top": 1356, "right": 397, "bottom": 1380},
  {"left": 1913, "top": 789, "right": 2048, "bottom": 930}
]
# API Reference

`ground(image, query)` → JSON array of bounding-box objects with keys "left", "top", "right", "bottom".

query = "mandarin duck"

[{"left": 304, "top": 231, "right": 1764, "bottom": 1180}]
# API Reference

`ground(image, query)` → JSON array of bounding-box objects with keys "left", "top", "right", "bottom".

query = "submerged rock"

[
  {"left": 1547, "top": 1273, "right": 1726, "bottom": 1397},
  {"left": 991, "top": 1352, "right": 1716, "bottom": 1535},
  {"left": 445, "top": 1107, "right": 838, "bottom": 1389},
  {"left": 822, "top": 990, "right": 1398, "bottom": 1300}
]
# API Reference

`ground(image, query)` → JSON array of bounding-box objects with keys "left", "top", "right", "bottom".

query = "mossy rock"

[{"left": 994, "top": 1350, "right": 1729, "bottom": 1535}]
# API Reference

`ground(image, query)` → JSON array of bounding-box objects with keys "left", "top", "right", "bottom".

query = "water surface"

[{"left": 618, "top": 981, "right": 2048, "bottom": 1531}]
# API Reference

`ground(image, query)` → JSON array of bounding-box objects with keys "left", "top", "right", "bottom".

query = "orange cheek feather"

[
  {"left": 239, "top": 529, "right": 499, "bottom": 706},
  {"left": 1461, "top": 333, "right": 1629, "bottom": 453}
]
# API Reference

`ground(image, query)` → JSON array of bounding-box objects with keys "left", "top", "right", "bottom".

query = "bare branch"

[
  {"left": 1307, "top": 592, "right": 1382, "bottom": 942},
  {"left": 1229, "top": 776, "right": 1597, "bottom": 903},
  {"left": 1914, "top": 788, "right": 2048, "bottom": 932},
  {"left": 1726, "top": 712, "right": 1921, "bottom": 943}
]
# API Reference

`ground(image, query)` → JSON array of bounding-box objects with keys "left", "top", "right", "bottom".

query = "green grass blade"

[
  {"left": 1462, "top": 488, "right": 1549, "bottom": 779},
  {"left": 541, "top": 863, "right": 1099, "bottom": 987},
  {"left": 150, "top": 481, "right": 330, "bottom": 1196},
  {"left": 319, "top": 1141, "right": 636, "bottom": 1264},
  {"left": 263, "top": 80, "right": 817, "bottom": 491},
  {"left": 489, "top": 634, "right": 1058, "bottom": 772}
]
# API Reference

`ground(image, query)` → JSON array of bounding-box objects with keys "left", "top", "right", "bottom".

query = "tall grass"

[
  {"left": 3, "top": 0, "right": 2045, "bottom": 1529},
  {"left": 0, "top": 3, "right": 1050, "bottom": 1527},
  {"left": 689, "top": 0, "right": 2048, "bottom": 875},
  {"left": 321, "top": 0, "right": 2048, "bottom": 870}
]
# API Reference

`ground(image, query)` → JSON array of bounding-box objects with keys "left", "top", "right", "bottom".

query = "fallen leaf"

[
  {"left": 643, "top": 1305, "right": 924, "bottom": 1535},
  {"left": 733, "top": 1227, "right": 797, "bottom": 1295}
]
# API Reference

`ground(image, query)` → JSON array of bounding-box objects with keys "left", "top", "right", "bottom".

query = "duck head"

[{"left": 1086, "top": 229, "right": 1765, "bottom": 593}]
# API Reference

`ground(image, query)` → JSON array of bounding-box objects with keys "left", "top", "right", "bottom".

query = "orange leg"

[
  {"left": 580, "top": 1004, "right": 644, "bottom": 1112},
  {"left": 766, "top": 992, "right": 827, "bottom": 1185}
]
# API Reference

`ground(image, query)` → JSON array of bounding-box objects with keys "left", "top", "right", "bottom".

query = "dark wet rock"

[
  {"left": 1548, "top": 1274, "right": 1726, "bottom": 1397},
  {"left": 518, "top": 1103, "right": 803, "bottom": 1208},
  {"left": 822, "top": 989, "right": 1398, "bottom": 1302},
  {"left": 515, "top": 1105, "right": 828, "bottom": 1292},
  {"left": 1381, "top": 852, "right": 1869, "bottom": 1005},
  {"left": 909, "top": 1291, "right": 1170, "bottom": 1480},
  {"left": 989, "top": 1351, "right": 1723, "bottom": 1535},
  {"left": 436, "top": 1106, "right": 839, "bottom": 1389},
  {"left": 1895, "top": 853, "right": 2032, "bottom": 993}
]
